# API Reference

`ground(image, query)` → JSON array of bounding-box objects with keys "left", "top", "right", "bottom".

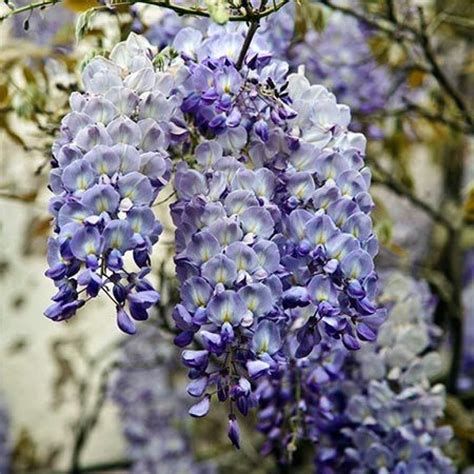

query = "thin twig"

[
  {"left": 0, "top": 0, "right": 290, "bottom": 22},
  {"left": 415, "top": 7, "right": 474, "bottom": 131},
  {"left": 236, "top": 20, "right": 260, "bottom": 69},
  {"left": 153, "top": 190, "right": 176, "bottom": 207},
  {"left": 318, "top": 0, "right": 474, "bottom": 134},
  {"left": 0, "top": 0, "right": 60, "bottom": 21},
  {"left": 70, "top": 362, "right": 118, "bottom": 473}
]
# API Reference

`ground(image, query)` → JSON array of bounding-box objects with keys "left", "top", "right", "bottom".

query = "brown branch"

[
  {"left": 353, "top": 102, "right": 473, "bottom": 135},
  {"left": 385, "top": 0, "right": 396, "bottom": 23},
  {"left": 19, "top": 460, "right": 132, "bottom": 473},
  {"left": 236, "top": 19, "right": 260, "bottom": 69},
  {"left": 317, "top": 0, "right": 412, "bottom": 38},
  {"left": 0, "top": 0, "right": 290, "bottom": 22},
  {"left": 318, "top": 0, "right": 474, "bottom": 134},
  {"left": 403, "top": 100, "right": 473, "bottom": 135},
  {"left": 415, "top": 7, "right": 474, "bottom": 131}
]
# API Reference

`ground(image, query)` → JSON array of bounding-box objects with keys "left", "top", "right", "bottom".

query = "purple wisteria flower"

[{"left": 44, "top": 34, "right": 176, "bottom": 333}]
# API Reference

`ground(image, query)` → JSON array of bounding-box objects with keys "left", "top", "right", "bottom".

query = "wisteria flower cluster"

[
  {"left": 356, "top": 271, "right": 443, "bottom": 386},
  {"left": 45, "top": 19, "right": 384, "bottom": 447},
  {"left": 167, "top": 23, "right": 384, "bottom": 445},
  {"left": 321, "top": 380, "right": 454, "bottom": 474},
  {"left": 257, "top": 271, "right": 454, "bottom": 472},
  {"left": 169, "top": 26, "right": 287, "bottom": 445},
  {"left": 111, "top": 322, "right": 216, "bottom": 474},
  {"left": 45, "top": 34, "right": 174, "bottom": 334},
  {"left": 313, "top": 273, "right": 454, "bottom": 474}
]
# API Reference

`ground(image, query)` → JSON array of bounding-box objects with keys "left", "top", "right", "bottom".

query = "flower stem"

[{"left": 236, "top": 20, "right": 260, "bottom": 69}]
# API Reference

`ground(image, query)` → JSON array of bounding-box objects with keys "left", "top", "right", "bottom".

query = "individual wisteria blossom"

[
  {"left": 111, "top": 322, "right": 217, "bottom": 474},
  {"left": 44, "top": 34, "right": 175, "bottom": 333},
  {"left": 167, "top": 21, "right": 384, "bottom": 446},
  {"left": 0, "top": 395, "right": 10, "bottom": 474},
  {"left": 257, "top": 272, "right": 454, "bottom": 473}
]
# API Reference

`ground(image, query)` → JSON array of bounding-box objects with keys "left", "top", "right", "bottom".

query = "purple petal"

[
  {"left": 246, "top": 359, "right": 270, "bottom": 378},
  {"left": 187, "top": 376, "right": 208, "bottom": 398},
  {"left": 342, "top": 333, "right": 361, "bottom": 350},
  {"left": 116, "top": 307, "right": 137, "bottom": 335},
  {"left": 227, "top": 415, "right": 240, "bottom": 449},
  {"left": 189, "top": 394, "right": 210, "bottom": 417}
]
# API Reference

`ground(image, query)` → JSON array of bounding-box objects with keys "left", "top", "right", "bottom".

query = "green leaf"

[
  {"left": 205, "top": 0, "right": 230, "bottom": 25},
  {"left": 75, "top": 8, "right": 97, "bottom": 43}
]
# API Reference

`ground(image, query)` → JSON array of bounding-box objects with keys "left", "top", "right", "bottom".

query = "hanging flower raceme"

[
  {"left": 312, "top": 272, "right": 454, "bottom": 473},
  {"left": 268, "top": 69, "right": 386, "bottom": 357},
  {"left": 169, "top": 26, "right": 297, "bottom": 447},
  {"left": 44, "top": 34, "right": 178, "bottom": 333},
  {"left": 168, "top": 22, "right": 384, "bottom": 446},
  {"left": 172, "top": 146, "right": 285, "bottom": 444}
]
